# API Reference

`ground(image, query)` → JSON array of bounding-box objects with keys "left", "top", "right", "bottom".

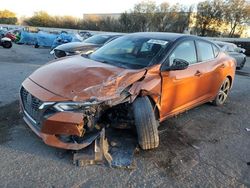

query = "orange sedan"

[{"left": 20, "top": 32, "right": 236, "bottom": 150}]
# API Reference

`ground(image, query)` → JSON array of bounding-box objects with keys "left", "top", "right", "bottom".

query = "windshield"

[
  {"left": 88, "top": 35, "right": 169, "bottom": 69},
  {"left": 84, "top": 35, "right": 113, "bottom": 45}
]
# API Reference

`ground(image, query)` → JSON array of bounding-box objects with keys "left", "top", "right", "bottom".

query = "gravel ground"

[{"left": 0, "top": 44, "right": 250, "bottom": 187}]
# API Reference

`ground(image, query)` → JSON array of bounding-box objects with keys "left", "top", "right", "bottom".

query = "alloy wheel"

[{"left": 217, "top": 78, "right": 230, "bottom": 104}]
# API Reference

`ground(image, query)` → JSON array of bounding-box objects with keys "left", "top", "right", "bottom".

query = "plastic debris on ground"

[{"left": 73, "top": 128, "right": 137, "bottom": 169}]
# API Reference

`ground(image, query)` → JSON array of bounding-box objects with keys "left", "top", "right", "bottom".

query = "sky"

[{"left": 0, "top": 0, "right": 202, "bottom": 18}]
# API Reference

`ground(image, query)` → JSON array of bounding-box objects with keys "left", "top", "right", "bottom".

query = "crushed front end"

[
  {"left": 20, "top": 79, "right": 103, "bottom": 150},
  {"left": 19, "top": 78, "right": 133, "bottom": 150}
]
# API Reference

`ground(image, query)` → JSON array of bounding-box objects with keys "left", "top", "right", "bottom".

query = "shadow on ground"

[{"left": 0, "top": 101, "right": 21, "bottom": 144}]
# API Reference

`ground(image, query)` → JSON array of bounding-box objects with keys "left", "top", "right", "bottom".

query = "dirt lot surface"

[{"left": 0, "top": 44, "right": 250, "bottom": 187}]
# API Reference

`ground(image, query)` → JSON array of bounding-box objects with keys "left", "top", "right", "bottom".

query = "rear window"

[
  {"left": 197, "top": 41, "right": 214, "bottom": 61},
  {"left": 84, "top": 35, "right": 112, "bottom": 45}
]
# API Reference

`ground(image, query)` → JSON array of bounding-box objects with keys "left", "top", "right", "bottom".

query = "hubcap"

[{"left": 218, "top": 79, "right": 230, "bottom": 104}]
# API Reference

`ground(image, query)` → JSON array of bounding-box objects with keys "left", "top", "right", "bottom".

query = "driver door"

[{"left": 160, "top": 40, "right": 206, "bottom": 119}]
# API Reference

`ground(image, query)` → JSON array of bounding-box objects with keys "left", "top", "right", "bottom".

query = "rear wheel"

[
  {"left": 2, "top": 41, "right": 12, "bottom": 49},
  {"left": 239, "top": 58, "right": 246, "bottom": 70},
  {"left": 133, "top": 96, "right": 159, "bottom": 150},
  {"left": 212, "top": 77, "right": 231, "bottom": 106}
]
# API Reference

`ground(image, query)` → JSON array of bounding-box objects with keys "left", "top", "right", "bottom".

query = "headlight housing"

[{"left": 53, "top": 101, "right": 101, "bottom": 112}]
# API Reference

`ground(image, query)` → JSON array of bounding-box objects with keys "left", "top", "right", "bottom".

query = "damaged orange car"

[{"left": 20, "top": 32, "right": 236, "bottom": 150}]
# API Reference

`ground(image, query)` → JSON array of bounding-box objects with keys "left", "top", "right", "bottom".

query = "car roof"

[
  {"left": 127, "top": 32, "right": 196, "bottom": 42},
  {"left": 213, "top": 40, "right": 236, "bottom": 46},
  {"left": 95, "top": 33, "right": 124, "bottom": 37}
]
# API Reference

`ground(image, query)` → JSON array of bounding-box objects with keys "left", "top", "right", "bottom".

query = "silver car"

[
  {"left": 50, "top": 33, "right": 123, "bottom": 59},
  {"left": 214, "top": 41, "right": 246, "bottom": 70}
]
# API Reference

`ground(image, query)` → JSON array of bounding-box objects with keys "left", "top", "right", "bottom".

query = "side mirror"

[
  {"left": 161, "top": 58, "right": 189, "bottom": 71},
  {"left": 240, "top": 49, "right": 245, "bottom": 54}
]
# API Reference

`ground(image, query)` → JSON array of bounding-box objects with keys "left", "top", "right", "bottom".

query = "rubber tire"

[
  {"left": 237, "top": 58, "right": 246, "bottom": 70},
  {"left": 2, "top": 41, "right": 12, "bottom": 49},
  {"left": 239, "top": 58, "right": 246, "bottom": 70},
  {"left": 133, "top": 96, "right": 159, "bottom": 150},
  {"left": 34, "top": 43, "right": 39, "bottom": 48},
  {"left": 212, "top": 77, "right": 230, "bottom": 106}
]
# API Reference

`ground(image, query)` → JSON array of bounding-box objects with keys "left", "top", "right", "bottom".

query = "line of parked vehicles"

[
  {"left": 0, "top": 26, "right": 95, "bottom": 50},
  {"left": 1, "top": 26, "right": 247, "bottom": 70}
]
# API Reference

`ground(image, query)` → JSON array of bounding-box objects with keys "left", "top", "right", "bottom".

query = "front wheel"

[
  {"left": 212, "top": 77, "right": 231, "bottom": 106},
  {"left": 133, "top": 96, "right": 159, "bottom": 150},
  {"left": 2, "top": 41, "right": 12, "bottom": 49}
]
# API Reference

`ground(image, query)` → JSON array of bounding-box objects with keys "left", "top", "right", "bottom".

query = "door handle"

[
  {"left": 220, "top": 64, "right": 225, "bottom": 68},
  {"left": 195, "top": 70, "right": 202, "bottom": 77}
]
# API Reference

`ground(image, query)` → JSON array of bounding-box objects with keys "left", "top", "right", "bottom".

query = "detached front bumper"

[{"left": 20, "top": 78, "right": 99, "bottom": 150}]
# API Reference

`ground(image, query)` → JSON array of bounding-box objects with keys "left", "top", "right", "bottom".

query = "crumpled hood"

[
  {"left": 30, "top": 55, "right": 146, "bottom": 101},
  {"left": 55, "top": 42, "right": 100, "bottom": 53}
]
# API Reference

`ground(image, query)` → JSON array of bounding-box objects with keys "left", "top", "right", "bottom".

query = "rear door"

[{"left": 195, "top": 40, "right": 222, "bottom": 98}]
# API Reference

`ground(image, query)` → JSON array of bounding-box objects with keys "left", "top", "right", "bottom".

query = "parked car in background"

[
  {"left": 20, "top": 32, "right": 236, "bottom": 151},
  {"left": 78, "top": 31, "right": 92, "bottom": 39},
  {"left": 214, "top": 41, "right": 246, "bottom": 70},
  {"left": 50, "top": 33, "right": 123, "bottom": 58}
]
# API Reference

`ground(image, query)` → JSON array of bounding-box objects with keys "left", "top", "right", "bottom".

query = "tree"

[
  {"left": 151, "top": 2, "right": 170, "bottom": 31},
  {"left": 195, "top": 0, "right": 225, "bottom": 36},
  {"left": 99, "top": 17, "right": 121, "bottom": 32},
  {"left": 163, "top": 3, "right": 192, "bottom": 33},
  {"left": 133, "top": 0, "right": 157, "bottom": 31},
  {"left": 119, "top": 1, "right": 192, "bottom": 33},
  {"left": 0, "top": 10, "right": 18, "bottom": 24},
  {"left": 224, "top": 0, "right": 250, "bottom": 37},
  {"left": 119, "top": 12, "right": 134, "bottom": 32},
  {"left": 24, "top": 11, "right": 54, "bottom": 27}
]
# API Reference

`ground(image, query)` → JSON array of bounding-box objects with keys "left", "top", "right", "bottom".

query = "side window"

[
  {"left": 169, "top": 41, "right": 197, "bottom": 65},
  {"left": 197, "top": 41, "right": 214, "bottom": 61},
  {"left": 212, "top": 45, "right": 220, "bottom": 57}
]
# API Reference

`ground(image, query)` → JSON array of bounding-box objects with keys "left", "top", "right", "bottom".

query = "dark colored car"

[
  {"left": 20, "top": 32, "right": 236, "bottom": 151},
  {"left": 50, "top": 33, "right": 123, "bottom": 58},
  {"left": 214, "top": 41, "right": 246, "bottom": 69}
]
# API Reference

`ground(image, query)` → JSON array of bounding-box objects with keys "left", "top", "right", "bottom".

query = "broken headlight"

[{"left": 53, "top": 101, "right": 101, "bottom": 112}]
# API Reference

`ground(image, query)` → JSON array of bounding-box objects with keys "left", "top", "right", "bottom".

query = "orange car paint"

[{"left": 20, "top": 36, "right": 236, "bottom": 150}]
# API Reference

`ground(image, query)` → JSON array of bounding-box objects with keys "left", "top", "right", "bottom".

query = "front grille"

[{"left": 20, "top": 87, "right": 43, "bottom": 123}]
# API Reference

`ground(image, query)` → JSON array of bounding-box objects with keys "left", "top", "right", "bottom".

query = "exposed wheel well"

[{"left": 146, "top": 95, "right": 160, "bottom": 121}]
